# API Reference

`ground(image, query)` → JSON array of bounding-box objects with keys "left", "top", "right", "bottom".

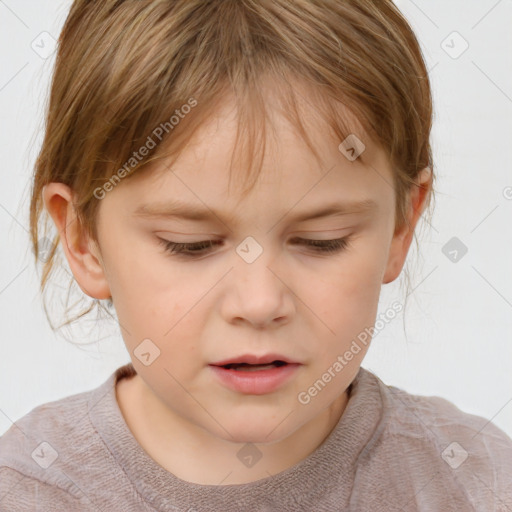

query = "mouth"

[
  {"left": 209, "top": 354, "right": 301, "bottom": 394},
  {"left": 210, "top": 353, "right": 299, "bottom": 368},
  {"left": 217, "top": 360, "right": 289, "bottom": 371}
]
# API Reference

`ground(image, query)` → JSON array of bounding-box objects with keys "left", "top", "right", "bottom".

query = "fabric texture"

[{"left": 0, "top": 362, "right": 511, "bottom": 511}]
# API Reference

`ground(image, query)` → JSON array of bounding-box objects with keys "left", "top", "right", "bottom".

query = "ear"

[
  {"left": 42, "top": 183, "right": 111, "bottom": 300},
  {"left": 382, "top": 167, "right": 432, "bottom": 284}
]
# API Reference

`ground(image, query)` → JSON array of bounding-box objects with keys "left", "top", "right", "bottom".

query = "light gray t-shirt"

[{"left": 1, "top": 362, "right": 511, "bottom": 511}]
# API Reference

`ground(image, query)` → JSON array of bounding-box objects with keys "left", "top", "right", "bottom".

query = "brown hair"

[{"left": 29, "top": 0, "right": 435, "bottom": 335}]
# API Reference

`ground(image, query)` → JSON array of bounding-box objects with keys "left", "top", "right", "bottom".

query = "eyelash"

[{"left": 158, "top": 236, "right": 352, "bottom": 257}]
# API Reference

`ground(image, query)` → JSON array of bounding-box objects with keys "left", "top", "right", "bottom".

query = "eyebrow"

[{"left": 133, "top": 198, "right": 378, "bottom": 224}]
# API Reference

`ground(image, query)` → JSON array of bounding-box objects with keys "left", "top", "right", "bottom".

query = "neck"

[{"left": 116, "top": 373, "right": 349, "bottom": 485}]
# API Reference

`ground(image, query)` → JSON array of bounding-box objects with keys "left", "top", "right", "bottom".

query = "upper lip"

[{"left": 210, "top": 353, "right": 299, "bottom": 366}]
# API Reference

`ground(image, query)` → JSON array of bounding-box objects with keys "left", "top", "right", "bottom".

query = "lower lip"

[{"left": 209, "top": 364, "right": 301, "bottom": 395}]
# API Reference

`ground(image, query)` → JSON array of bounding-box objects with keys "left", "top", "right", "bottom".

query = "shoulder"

[
  {"left": 356, "top": 368, "right": 512, "bottom": 511},
  {"left": 381, "top": 376, "right": 512, "bottom": 456},
  {"left": 0, "top": 466, "right": 81, "bottom": 510},
  {"left": 0, "top": 374, "right": 115, "bottom": 510}
]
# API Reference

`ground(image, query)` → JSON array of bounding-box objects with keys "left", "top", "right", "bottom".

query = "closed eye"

[{"left": 158, "top": 236, "right": 352, "bottom": 258}]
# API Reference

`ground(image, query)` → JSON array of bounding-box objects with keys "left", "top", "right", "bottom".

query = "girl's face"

[{"left": 80, "top": 97, "right": 415, "bottom": 444}]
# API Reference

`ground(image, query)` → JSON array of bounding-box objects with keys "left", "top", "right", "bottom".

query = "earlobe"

[
  {"left": 42, "top": 183, "right": 111, "bottom": 300},
  {"left": 381, "top": 222, "right": 413, "bottom": 284}
]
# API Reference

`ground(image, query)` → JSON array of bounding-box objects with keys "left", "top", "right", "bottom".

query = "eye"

[
  {"left": 158, "top": 236, "right": 352, "bottom": 258},
  {"left": 159, "top": 239, "right": 222, "bottom": 256},
  {"left": 289, "top": 236, "right": 351, "bottom": 254}
]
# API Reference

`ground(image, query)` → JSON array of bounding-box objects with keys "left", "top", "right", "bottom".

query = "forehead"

[
  {"left": 109, "top": 83, "right": 395, "bottom": 224},
  {"left": 148, "top": 88, "right": 388, "bottom": 172}
]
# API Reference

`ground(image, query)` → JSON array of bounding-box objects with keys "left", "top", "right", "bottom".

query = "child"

[{"left": 1, "top": 0, "right": 511, "bottom": 510}]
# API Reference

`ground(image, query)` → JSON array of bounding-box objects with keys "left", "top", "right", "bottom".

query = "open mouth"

[
  {"left": 220, "top": 360, "right": 288, "bottom": 371},
  {"left": 210, "top": 358, "right": 300, "bottom": 394}
]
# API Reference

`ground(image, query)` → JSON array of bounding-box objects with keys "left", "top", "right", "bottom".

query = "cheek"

[
  {"left": 318, "top": 251, "right": 383, "bottom": 315},
  {"left": 300, "top": 257, "right": 383, "bottom": 404},
  {"left": 306, "top": 245, "right": 386, "bottom": 361},
  {"left": 103, "top": 233, "right": 180, "bottom": 312},
  {"left": 109, "top": 262, "right": 208, "bottom": 370}
]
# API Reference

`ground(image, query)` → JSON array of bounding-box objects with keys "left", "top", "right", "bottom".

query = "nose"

[{"left": 222, "top": 239, "right": 293, "bottom": 328}]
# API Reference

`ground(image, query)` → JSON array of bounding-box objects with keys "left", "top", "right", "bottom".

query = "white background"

[{"left": 0, "top": 0, "right": 511, "bottom": 440}]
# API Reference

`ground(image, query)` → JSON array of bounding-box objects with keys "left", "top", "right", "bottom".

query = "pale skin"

[{"left": 43, "top": 90, "right": 432, "bottom": 486}]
